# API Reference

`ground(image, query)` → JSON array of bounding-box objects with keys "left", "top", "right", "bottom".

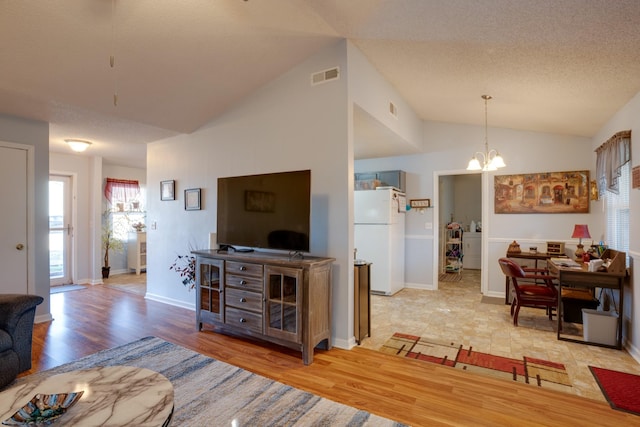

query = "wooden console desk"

[
  {"left": 504, "top": 251, "right": 555, "bottom": 304},
  {"left": 548, "top": 259, "right": 625, "bottom": 350}
]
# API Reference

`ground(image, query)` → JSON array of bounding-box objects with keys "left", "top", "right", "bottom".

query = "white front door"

[
  {"left": 0, "top": 145, "right": 28, "bottom": 293},
  {"left": 49, "top": 175, "right": 73, "bottom": 285}
]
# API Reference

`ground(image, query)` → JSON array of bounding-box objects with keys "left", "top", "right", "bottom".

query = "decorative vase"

[{"left": 102, "top": 266, "right": 111, "bottom": 279}]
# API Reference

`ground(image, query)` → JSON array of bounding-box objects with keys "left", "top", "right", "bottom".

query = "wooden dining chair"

[{"left": 498, "top": 258, "right": 558, "bottom": 326}]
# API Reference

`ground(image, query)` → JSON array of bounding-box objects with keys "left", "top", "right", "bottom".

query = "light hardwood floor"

[{"left": 25, "top": 279, "right": 640, "bottom": 426}]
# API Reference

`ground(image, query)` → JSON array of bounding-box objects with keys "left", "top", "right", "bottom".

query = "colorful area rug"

[
  {"left": 4, "top": 337, "right": 403, "bottom": 426},
  {"left": 381, "top": 333, "right": 572, "bottom": 393},
  {"left": 590, "top": 366, "right": 640, "bottom": 416}
]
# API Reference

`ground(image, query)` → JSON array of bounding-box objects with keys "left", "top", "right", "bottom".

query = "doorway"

[
  {"left": 433, "top": 170, "right": 484, "bottom": 292},
  {"left": 49, "top": 174, "right": 74, "bottom": 286}
]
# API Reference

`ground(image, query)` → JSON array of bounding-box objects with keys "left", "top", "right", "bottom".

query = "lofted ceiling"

[{"left": 2, "top": 1, "right": 640, "bottom": 167}]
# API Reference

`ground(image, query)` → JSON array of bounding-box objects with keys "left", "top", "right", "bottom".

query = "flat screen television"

[{"left": 217, "top": 170, "right": 311, "bottom": 252}]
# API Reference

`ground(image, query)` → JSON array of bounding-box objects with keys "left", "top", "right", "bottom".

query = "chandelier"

[{"left": 466, "top": 95, "right": 506, "bottom": 171}]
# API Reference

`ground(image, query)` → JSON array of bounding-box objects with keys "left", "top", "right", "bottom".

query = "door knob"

[{"left": 16, "top": 244, "right": 24, "bottom": 250}]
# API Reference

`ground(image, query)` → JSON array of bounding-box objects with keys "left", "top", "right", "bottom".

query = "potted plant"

[
  {"left": 169, "top": 254, "right": 196, "bottom": 290},
  {"left": 102, "top": 211, "right": 124, "bottom": 279}
]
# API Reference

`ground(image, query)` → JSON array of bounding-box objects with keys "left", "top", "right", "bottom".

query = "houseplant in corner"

[{"left": 102, "top": 210, "right": 124, "bottom": 279}]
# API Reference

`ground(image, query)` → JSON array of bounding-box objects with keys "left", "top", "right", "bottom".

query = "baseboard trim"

[
  {"left": 144, "top": 293, "right": 195, "bottom": 311},
  {"left": 404, "top": 282, "right": 435, "bottom": 291},
  {"left": 332, "top": 336, "right": 350, "bottom": 350},
  {"left": 35, "top": 313, "right": 53, "bottom": 324},
  {"left": 625, "top": 340, "right": 640, "bottom": 364}
]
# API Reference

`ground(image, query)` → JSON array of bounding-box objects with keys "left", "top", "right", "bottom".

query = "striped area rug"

[
  {"left": 381, "top": 333, "right": 572, "bottom": 394},
  {"left": 10, "top": 337, "right": 404, "bottom": 426}
]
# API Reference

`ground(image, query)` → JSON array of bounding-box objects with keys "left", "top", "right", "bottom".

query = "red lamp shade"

[{"left": 571, "top": 224, "right": 591, "bottom": 240}]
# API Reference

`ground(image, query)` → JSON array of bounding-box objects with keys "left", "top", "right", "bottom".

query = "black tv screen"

[{"left": 217, "top": 170, "right": 311, "bottom": 252}]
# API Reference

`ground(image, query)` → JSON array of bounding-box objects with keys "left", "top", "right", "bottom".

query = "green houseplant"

[{"left": 102, "top": 210, "right": 124, "bottom": 279}]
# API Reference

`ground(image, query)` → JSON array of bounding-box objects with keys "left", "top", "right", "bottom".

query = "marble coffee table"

[{"left": 0, "top": 366, "right": 174, "bottom": 426}]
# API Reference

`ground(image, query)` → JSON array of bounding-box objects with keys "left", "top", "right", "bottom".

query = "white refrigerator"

[{"left": 354, "top": 188, "right": 406, "bottom": 295}]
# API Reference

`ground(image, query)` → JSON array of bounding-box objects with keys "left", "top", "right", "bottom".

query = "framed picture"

[
  {"left": 494, "top": 170, "right": 589, "bottom": 214},
  {"left": 161, "top": 180, "right": 175, "bottom": 201},
  {"left": 409, "top": 199, "right": 431, "bottom": 208},
  {"left": 185, "top": 188, "right": 201, "bottom": 211}
]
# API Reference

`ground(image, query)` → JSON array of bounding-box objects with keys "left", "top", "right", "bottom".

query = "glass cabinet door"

[
  {"left": 265, "top": 266, "right": 302, "bottom": 343},
  {"left": 196, "top": 258, "right": 224, "bottom": 329}
]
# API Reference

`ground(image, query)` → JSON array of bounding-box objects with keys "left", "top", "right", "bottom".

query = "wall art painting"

[
  {"left": 160, "top": 180, "right": 175, "bottom": 201},
  {"left": 494, "top": 170, "right": 589, "bottom": 214},
  {"left": 185, "top": 188, "right": 201, "bottom": 210}
]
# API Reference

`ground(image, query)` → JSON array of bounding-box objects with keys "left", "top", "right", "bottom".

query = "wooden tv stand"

[{"left": 192, "top": 249, "right": 334, "bottom": 365}]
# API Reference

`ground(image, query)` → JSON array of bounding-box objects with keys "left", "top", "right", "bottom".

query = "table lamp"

[{"left": 571, "top": 224, "right": 591, "bottom": 261}]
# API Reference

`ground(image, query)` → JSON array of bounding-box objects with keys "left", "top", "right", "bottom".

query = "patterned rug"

[
  {"left": 3, "top": 337, "right": 404, "bottom": 426},
  {"left": 381, "top": 333, "right": 572, "bottom": 393}
]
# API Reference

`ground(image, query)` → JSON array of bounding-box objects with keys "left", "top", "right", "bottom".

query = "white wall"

[
  {"left": 0, "top": 114, "right": 50, "bottom": 320},
  {"left": 347, "top": 43, "right": 423, "bottom": 150},
  {"left": 453, "top": 174, "right": 481, "bottom": 229},
  {"left": 591, "top": 90, "right": 640, "bottom": 359},
  {"left": 146, "top": 41, "right": 353, "bottom": 347}
]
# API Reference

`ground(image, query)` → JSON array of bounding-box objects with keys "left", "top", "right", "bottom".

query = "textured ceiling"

[{"left": 2, "top": 0, "right": 640, "bottom": 167}]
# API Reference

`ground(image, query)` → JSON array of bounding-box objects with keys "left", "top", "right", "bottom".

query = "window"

[
  {"left": 103, "top": 178, "right": 146, "bottom": 240},
  {"left": 605, "top": 161, "right": 630, "bottom": 261},
  {"left": 595, "top": 130, "right": 631, "bottom": 262},
  {"left": 104, "top": 178, "right": 141, "bottom": 208}
]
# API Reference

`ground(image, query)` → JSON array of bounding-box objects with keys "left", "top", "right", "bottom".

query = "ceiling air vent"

[
  {"left": 311, "top": 67, "right": 340, "bottom": 86},
  {"left": 389, "top": 101, "right": 398, "bottom": 118}
]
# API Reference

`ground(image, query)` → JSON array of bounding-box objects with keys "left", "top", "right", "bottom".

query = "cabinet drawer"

[
  {"left": 226, "top": 261, "right": 263, "bottom": 278},
  {"left": 226, "top": 288, "right": 263, "bottom": 312},
  {"left": 226, "top": 274, "right": 263, "bottom": 292},
  {"left": 225, "top": 307, "right": 262, "bottom": 333}
]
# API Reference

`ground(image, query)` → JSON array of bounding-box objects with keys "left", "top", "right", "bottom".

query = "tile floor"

[{"left": 358, "top": 269, "right": 640, "bottom": 402}]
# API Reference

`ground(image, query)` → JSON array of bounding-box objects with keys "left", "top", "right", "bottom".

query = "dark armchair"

[{"left": 0, "top": 294, "right": 43, "bottom": 389}]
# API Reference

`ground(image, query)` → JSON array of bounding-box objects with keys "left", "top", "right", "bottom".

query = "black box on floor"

[{"left": 562, "top": 295, "right": 600, "bottom": 324}]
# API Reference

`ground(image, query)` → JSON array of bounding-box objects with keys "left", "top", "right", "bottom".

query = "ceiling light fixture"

[
  {"left": 466, "top": 95, "right": 506, "bottom": 171},
  {"left": 65, "top": 139, "right": 92, "bottom": 152}
]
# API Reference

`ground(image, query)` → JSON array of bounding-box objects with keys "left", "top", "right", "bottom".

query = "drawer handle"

[
  {"left": 240, "top": 297, "right": 247, "bottom": 303},
  {"left": 240, "top": 266, "right": 247, "bottom": 271},
  {"left": 240, "top": 280, "right": 247, "bottom": 285},
  {"left": 239, "top": 318, "right": 246, "bottom": 323}
]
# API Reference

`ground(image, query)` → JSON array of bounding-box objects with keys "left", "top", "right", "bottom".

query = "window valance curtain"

[
  {"left": 595, "top": 130, "right": 631, "bottom": 195},
  {"left": 104, "top": 178, "right": 140, "bottom": 203}
]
